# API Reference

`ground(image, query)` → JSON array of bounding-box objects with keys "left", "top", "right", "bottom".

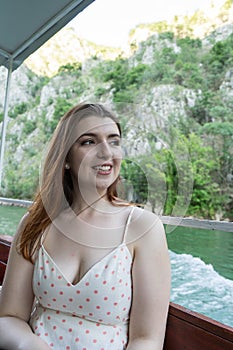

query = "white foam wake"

[{"left": 169, "top": 250, "right": 233, "bottom": 327}]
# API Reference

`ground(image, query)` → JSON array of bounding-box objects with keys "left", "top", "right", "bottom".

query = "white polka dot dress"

[{"left": 29, "top": 208, "right": 134, "bottom": 349}]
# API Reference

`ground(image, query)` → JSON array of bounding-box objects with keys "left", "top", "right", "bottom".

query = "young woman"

[{"left": 0, "top": 103, "right": 171, "bottom": 350}]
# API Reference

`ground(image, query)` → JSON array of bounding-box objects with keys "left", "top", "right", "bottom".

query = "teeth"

[{"left": 95, "top": 165, "right": 111, "bottom": 171}]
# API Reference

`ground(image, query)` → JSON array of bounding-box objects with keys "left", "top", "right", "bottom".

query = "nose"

[{"left": 96, "top": 141, "right": 112, "bottom": 159}]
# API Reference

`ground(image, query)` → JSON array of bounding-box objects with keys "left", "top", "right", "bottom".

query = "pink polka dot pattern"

[{"left": 29, "top": 207, "right": 135, "bottom": 349}]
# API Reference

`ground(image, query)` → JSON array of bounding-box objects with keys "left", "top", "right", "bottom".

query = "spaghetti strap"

[
  {"left": 122, "top": 206, "right": 135, "bottom": 244},
  {"left": 40, "top": 226, "right": 50, "bottom": 245}
]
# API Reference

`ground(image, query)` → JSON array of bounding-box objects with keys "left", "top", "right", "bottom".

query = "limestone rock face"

[
  {"left": 25, "top": 28, "right": 120, "bottom": 77},
  {"left": 0, "top": 65, "right": 37, "bottom": 109},
  {"left": 122, "top": 85, "right": 198, "bottom": 156},
  {"left": 220, "top": 68, "right": 233, "bottom": 102}
]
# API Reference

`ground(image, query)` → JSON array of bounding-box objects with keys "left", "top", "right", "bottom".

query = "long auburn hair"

[{"left": 17, "top": 103, "right": 129, "bottom": 262}]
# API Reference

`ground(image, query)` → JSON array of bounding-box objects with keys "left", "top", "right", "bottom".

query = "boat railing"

[
  {"left": 161, "top": 215, "right": 233, "bottom": 232},
  {"left": 1, "top": 196, "right": 233, "bottom": 232}
]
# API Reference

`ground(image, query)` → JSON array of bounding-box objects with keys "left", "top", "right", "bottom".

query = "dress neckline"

[
  {"left": 40, "top": 242, "right": 132, "bottom": 287},
  {"left": 39, "top": 206, "right": 135, "bottom": 286}
]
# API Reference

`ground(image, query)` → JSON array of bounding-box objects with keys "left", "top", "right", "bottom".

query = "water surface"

[{"left": 0, "top": 205, "right": 26, "bottom": 236}]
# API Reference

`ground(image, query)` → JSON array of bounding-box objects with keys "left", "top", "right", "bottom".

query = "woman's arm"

[
  {"left": 126, "top": 210, "right": 171, "bottom": 350},
  {"left": 0, "top": 317, "right": 50, "bottom": 350},
  {"left": 0, "top": 216, "right": 50, "bottom": 350}
]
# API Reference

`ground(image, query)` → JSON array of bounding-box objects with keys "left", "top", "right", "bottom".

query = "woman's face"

[{"left": 67, "top": 115, "right": 122, "bottom": 196}]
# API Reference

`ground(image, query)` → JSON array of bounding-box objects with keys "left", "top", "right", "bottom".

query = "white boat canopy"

[{"left": 0, "top": 0, "right": 95, "bottom": 186}]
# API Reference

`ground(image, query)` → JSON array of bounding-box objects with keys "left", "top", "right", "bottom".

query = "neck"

[{"left": 71, "top": 188, "right": 109, "bottom": 216}]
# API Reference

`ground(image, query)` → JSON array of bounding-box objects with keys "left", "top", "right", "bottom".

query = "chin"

[
  {"left": 96, "top": 179, "right": 114, "bottom": 192},
  {"left": 96, "top": 183, "right": 111, "bottom": 192}
]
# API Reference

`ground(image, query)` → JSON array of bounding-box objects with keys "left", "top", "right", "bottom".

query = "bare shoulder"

[
  {"left": 128, "top": 206, "right": 165, "bottom": 242},
  {"left": 132, "top": 206, "right": 162, "bottom": 223},
  {"left": 127, "top": 207, "right": 167, "bottom": 252},
  {"left": 15, "top": 211, "right": 29, "bottom": 232}
]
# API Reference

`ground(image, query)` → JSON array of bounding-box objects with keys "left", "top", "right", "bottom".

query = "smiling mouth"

[
  {"left": 93, "top": 164, "right": 113, "bottom": 174},
  {"left": 94, "top": 165, "right": 112, "bottom": 171}
]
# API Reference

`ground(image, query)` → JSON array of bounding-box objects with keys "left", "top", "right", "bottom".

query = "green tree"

[
  {"left": 187, "top": 133, "right": 223, "bottom": 218},
  {"left": 58, "top": 62, "right": 82, "bottom": 75},
  {"left": 8, "top": 102, "right": 28, "bottom": 119},
  {"left": 201, "top": 122, "right": 233, "bottom": 184},
  {"left": 120, "top": 159, "right": 148, "bottom": 204},
  {"left": 44, "top": 97, "right": 73, "bottom": 135}
]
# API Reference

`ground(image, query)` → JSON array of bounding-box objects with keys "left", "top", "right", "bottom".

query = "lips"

[{"left": 93, "top": 163, "right": 113, "bottom": 174}]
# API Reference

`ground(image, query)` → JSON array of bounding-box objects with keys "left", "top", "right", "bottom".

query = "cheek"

[
  {"left": 114, "top": 147, "right": 123, "bottom": 160},
  {"left": 69, "top": 147, "right": 91, "bottom": 166},
  {"left": 115, "top": 156, "right": 122, "bottom": 169}
]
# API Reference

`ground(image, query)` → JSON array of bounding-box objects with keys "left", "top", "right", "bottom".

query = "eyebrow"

[{"left": 78, "top": 132, "right": 121, "bottom": 140}]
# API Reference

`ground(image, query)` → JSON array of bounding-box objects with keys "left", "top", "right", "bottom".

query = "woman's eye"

[
  {"left": 81, "top": 139, "right": 94, "bottom": 145},
  {"left": 110, "top": 139, "right": 121, "bottom": 146}
]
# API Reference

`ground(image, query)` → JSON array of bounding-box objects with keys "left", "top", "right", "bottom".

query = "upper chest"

[{"left": 40, "top": 208, "right": 134, "bottom": 284}]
